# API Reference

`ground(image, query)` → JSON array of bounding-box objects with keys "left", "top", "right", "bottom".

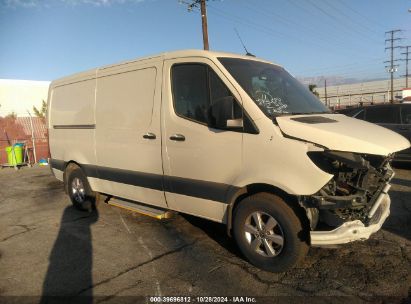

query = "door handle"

[
  {"left": 143, "top": 132, "right": 156, "bottom": 140},
  {"left": 170, "top": 134, "right": 185, "bottom": 141}
]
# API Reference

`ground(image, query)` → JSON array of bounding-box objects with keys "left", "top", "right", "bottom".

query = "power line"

[
  {"left": 238, "top": 0, "right": 356, "bottom": 50},
  {"left": 207, "top": 4, "right": 302, "bottom": 41},
  {"left": 322, "top": 0, "right": 381, "bottom": 37},
  {"left": 335, "top": 0, "right": 387, "bottom": 30},
  {"left": 207, "top": 3, "right": 379, "bottom": 59},
  {"left": 285, "top": 0, "right": 380, "bottom": 45},
  {"left": 304, "top": 0, "right": 381, "bottom": 44},
  {"left": 216, "top": 5, "right": 383, "bottom": 77}
]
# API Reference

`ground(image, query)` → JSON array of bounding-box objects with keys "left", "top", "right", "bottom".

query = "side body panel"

[
  {"left": 93, "top": 59, "right": 167, "bottom": 208},
  {"left": 237, "top": 117, "right": 333, "bottom": 195},
  {"left": 48, "top": 72, "right": 97, "bottom": 183}
]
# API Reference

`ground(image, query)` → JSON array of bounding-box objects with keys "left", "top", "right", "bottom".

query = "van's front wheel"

[{"left": 233, "top": 193, "right": 309, "bottom": 272}]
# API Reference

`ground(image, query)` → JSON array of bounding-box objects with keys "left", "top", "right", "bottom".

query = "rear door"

[{"left": 161, "top": 57, "right": 244, "bottom": 223}]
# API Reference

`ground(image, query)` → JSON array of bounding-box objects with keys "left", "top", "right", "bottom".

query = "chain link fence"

[{"left": 0, "top": 116, "right": 49, "bottom": 166}]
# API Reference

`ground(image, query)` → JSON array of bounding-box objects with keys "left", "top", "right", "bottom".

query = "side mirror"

[{"left": 209, "top": 96, "right": 243, "bottom": 130}]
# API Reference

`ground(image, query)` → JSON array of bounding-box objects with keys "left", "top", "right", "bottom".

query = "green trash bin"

[{"left": 5, "top": 145, "right": 23, "bottom": 165}]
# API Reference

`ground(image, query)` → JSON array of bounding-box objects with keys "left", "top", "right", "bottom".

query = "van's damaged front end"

[
  {"left": 304, "top": 151, "right": 394, "bottom": 246},
  {"left": 274, "top": 113, "right": 410, "bottom": 246}
]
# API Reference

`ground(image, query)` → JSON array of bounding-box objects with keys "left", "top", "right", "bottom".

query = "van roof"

[{"left": 50, "top": 49, "right": 280, "bottom": 87}]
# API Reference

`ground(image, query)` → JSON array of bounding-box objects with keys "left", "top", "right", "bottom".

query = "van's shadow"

[
  {"left": 382, "top": 189, "right": 411, "bottom": 241},
  {"left": 40, "top": 205, "right": 98, "bottom": 303},
  {"left": 390, "top": 177, "right": 411, "bottom": 188},
  {"left": 182, "top": 214, "right": 242, "bottom": 257},
  {"left": 184, "top": 191, "right": 411, "bottom": 246}
]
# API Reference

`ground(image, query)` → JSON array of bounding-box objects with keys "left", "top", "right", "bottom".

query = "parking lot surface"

[{"left": 0, "top": 166, "right": 410, "bottom": 302}]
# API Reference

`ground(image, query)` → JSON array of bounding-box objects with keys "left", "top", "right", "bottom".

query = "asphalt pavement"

[{"left": 0, "top": 166, "right": 410, "bottom": 303}]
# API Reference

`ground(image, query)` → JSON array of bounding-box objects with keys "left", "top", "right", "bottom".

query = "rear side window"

[
  {"left": 365, "top": 106, "right": 400, "bottom": 124},
  {"left": 401, "top": 105, "right": 411, "bottom": 124},
  {"left": 171, "top": 64, "right": 242, "bottom": 128}
]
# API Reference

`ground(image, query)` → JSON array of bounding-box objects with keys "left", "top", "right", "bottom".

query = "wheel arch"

[{"left": 226, "top": 183, "right": 309, "bottom": 236}]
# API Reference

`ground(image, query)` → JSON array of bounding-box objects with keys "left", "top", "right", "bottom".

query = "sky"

[{"left": 0, "top": 0, "right": 410, "bottom": 82}]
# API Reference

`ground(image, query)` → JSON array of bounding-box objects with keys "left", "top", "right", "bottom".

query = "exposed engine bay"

[{"left": 304, "top": 151, "right": 394, "bottom": 228}]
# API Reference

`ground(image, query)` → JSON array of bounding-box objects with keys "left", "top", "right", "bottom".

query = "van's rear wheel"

[
  {"left": 233, "top": 192, "right": 309, "bottom": 272},
  {"left": 66, "top": 165, "right": 97, "bottom": 212}
]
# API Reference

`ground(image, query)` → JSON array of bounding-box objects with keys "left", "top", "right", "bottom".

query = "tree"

[
  {"left": 33, "top": 100, "right": 47, "bottom": 120},
  {"left": 308, "top": 84, "right": 319, "bottom": 98},
  {"left": 6, "top": 112, "right": 17, "bottom": 120}
]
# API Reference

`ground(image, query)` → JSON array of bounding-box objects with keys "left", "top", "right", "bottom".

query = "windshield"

[{"left": 218, "top": 57, "right": 329, "bottom": 117}]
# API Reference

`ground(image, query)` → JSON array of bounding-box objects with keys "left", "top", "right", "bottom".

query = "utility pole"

[
  {"left": 400, "top": 46, "right": 411, "bottom": 88},
  {"left": 385, "top": 30, "right": 402, "bottom": 102},
  {"left": 200, "top": 0, "right": 209, "bottom": 50},
  {"left": 324, "top": 79, "right": 328, "bottom": 107},
  {"left": 184, "top": 0, "right": 209, "bottom": 50}
]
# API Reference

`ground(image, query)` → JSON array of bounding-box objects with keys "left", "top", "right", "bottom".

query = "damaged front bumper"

[
  {"left": 305, "top": 151, "right": 395, "bottom": 246},
  {"left": 310, "top": 190, "right": 390, "bottom": 246}
]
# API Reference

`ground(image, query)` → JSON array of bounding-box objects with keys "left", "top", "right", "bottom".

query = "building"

[
  {"left": 314, "top": 78, "right": 407, "bottom": 108},
  {"left": 0, "top": 79, "right": 50, "bottom": 164},
  {"left": 0, "top": 79, "right": 50, "bottom": 117}
]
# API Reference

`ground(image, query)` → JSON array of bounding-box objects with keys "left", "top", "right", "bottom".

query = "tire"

[
  {"left": 66, "top": 166, "right": 98, "bottom": 212},
  {"left": 233, "top": 192, "right": 309, "bottom": 272}
]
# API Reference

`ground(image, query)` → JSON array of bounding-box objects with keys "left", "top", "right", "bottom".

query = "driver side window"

[{"left": 171, "top": 63, "right": 242, "bottom": 128}]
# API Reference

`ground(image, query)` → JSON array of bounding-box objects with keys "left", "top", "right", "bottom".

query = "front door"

[{"left": 161, "top": 57, "right": 244, "bottom": 222}]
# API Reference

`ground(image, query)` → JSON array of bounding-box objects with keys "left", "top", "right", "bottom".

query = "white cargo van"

[{"left": 48, "top": 50, "right": 410, "bottom": 272}]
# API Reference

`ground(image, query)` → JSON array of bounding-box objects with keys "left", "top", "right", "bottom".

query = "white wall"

[{"left": 0, "top": 79, "right": 50, "bottom": 117}]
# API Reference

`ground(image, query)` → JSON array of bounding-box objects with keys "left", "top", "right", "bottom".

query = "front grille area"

[{"left": 306, "top": 152, "right": 394, "bottom": 226}]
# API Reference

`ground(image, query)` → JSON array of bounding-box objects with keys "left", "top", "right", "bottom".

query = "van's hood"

[{"left": 276, "top": 114, "right": 410, "bottom": 155}]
